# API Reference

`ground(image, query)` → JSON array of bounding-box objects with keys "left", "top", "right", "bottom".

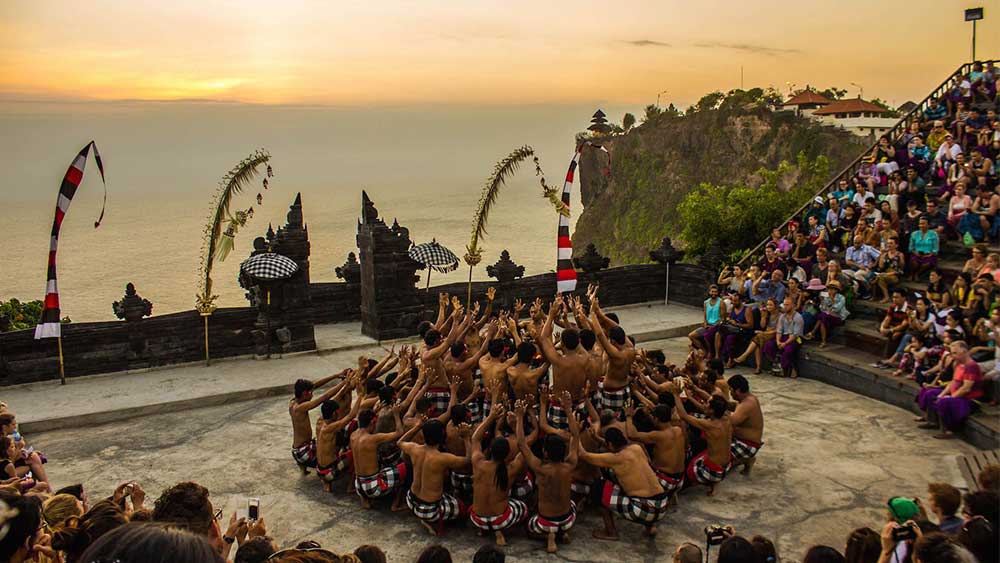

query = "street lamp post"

[{"left": 965, "top": 7, "right": 984, "bottom": 61}]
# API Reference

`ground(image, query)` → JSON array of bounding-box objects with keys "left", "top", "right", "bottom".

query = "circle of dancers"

[{"left": 287, "top": 286, "right": 764, "bottom": 554}]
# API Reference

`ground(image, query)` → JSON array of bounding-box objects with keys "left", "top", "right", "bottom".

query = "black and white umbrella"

[
  {"left": 240, "top": 253, "right": 299, "bottom": 281},
  {"left": 408, "top": 240, "right": 459, "bottom": 290}
]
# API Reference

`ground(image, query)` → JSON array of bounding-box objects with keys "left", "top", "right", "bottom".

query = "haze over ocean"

[{"left": 0, "top": 101, "right": 635, "bottom": 321}]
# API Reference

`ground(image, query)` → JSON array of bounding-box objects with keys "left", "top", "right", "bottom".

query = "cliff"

[{"left": 574, "top": 98, "right": 869, "bottom": 263}]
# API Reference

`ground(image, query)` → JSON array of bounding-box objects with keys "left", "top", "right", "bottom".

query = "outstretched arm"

[
  {"left": 590, "top": 298, "right": 627, "bottom": 361},
  {"left": 515, "top": 401, "right": 543, "bottom": 472},
  {"left": 536, "top": 297, "right": 562, "bottom": 363},
  {"left": 312, "top": 368, "right": 350, "bottom": 390}
]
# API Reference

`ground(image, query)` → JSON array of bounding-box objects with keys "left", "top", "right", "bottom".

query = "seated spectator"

[
  {"left": 787, "top": 259, "right": 808, "bottom": 284},
  {"left": 786, "top": 277, "right": 806, "bottom": 310},
  {"left": 751, "top": 536, "right": 778, "bottom": 563},
  {"left": 43, "top": 493, "right": 84, "bottom": 530},
  {"left": 843, "top": 527, "right": 880, "bottom": 563},
  {"left": 354, "top": 545, "right": 387, "bottom": 563},
  {"left": 924, "top": 199, "right": 947, "bottom": 237},
  {"left": 963, "top": 490, "right": 999, "bottom": 530},
  {"left": 921, "top": 482, "right": 964, "bottom": 534},
  {"left": 965, "top": 148, "right": 993, "bottom": 182},
  {"left": 908, "top": 217, "right": 940, "bottom": 280},
  {"left": 416, "top": 545, "right": 452, "bottom": 563},
  {"left": 859, "top": 199, "right": 883, "bottom": 228},
  {"left": 0, "top": 491, "right": 44, "bottom": 563},
  {"left": 958, "top": 184, "right": 999, "bottom": 243},
  {"left": 934, "top": 134, "right": 962, "bottom": 178},
  {"left": 768, "top": 228, "right": 791, "bottom": 258},
  {"left": 963, "top": 245, "right": 988, "bottom": 274},
  {"left": 830, "top": 179, "right": 855, "bottom": 206},
  {"left": 879, "top": 200, "right": 899, "bottom": 231},
  {"left": 916, "top": 340, "right": 985, "bottom": 439},
  {"left": 803, "top": 197, "right": 827, "bottom": 226},
  {"left": 689, "top": 284, "right": 726, "bottom": 359},
  {"left": 235, "top": 536, "right": 278, "bottom": 563},
  {"left": 844, "top": 235, "right": 880, "bottom": 298},
  {"left": 955, "top": 517, "right": 997, "bottom": 563},
  {"left": 790, "top": 231, "right": 817, "bottom": 274},
  {"left": 718, "top": 264, "right": 748, "bottom": 298},
  {"left": 718, "top": 291, "right": 755, "bottom": 365},
  {"left": 963, "top": 109, "right": 988, "bottom": 149},
  {"left": 152, "top": 481, "right": 223, "bottom": 554},
  {"left": 872, "top": 219, "right": 898, "bottom": 251},
  {"left": 903, "top": 532, "right": 978, "bottom": 563},
  {"left": 857, "top": 157, "right": 880, "bottom": 192},
  {"left": 52, "top": 500, "right": 129, "bottom": 563},
  {"left": 945, "top": 153, "right": 969, "bottom": 196},
  {"left": 802, "top": 545, "right": 845, "bottom": 563},
  {"left": 873, "top": 135, "right": 900, "bottom": 176},
  {"left": 718, "top": 536, "right": 755, "bottom": 563},
  {"left": 952, "top": 101, "right": 972, "bottom": 140},
  {"left": 953, "top": 272, "right": 979, "bottom": 321},
  {"left": 733, "top": 298, "right": 779, "bottom": 374},
  {"left": 875, "top": 289, "right": 910, "bottom": 361},
  {"left": 908, "top": 137, "right": 932, "bottom": 176},
  {"left": 763, "top": 297, "right": 803, "bottom": 378},
  {"left": 78, "top": 522, "right": 224, "bottom": 563},
  {"left": 923, "top": 99, "right": 948, "bottom": 127},
  {"left": 758, "top": 245, "right": 787, "bottom": 276},
  {"left": 0, "top": 412, "right": 50, "bottom": 488},
  {"left": 672, "top": 542, "right": 703, "bottom": 563},
  {"left": 473, "top": 545, "right": 505, "bottom": 563},
  {"left": 751, "top": 269, "right": 787, "bottom": 306},
  {"left": 927, "top": 269, "right": 952, "bottom": 310},
  {"left": 927, "top": 120, "right": 949, "bottom": 153},
  {"left": 905, "top": 167, "right": 928, "bottom": 203},
  {"left": 852, "top": 181, "right": 873, "bottom": 208},
  {"left": 901, "top": 199, "right": 922, "bottom": 239},
  {"left": 805, "top": 280, "right": 848, "bottom": 348},
  {"left": 981, "top": 253, "right": 1000, "bottom": 283},
  {"left": 811, "top": 248, "right": 831, "bottom": 279},
  {"left": 807, "top": 214, "right": 828, "bottom": 248},
  {"left": 872, "top": 238, "right": 905, "bottom": 303},
  {"left": 947, "top": 180, "right": 974, "bottom": 232}
]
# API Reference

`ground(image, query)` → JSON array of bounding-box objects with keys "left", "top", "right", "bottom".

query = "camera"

[
  {"left": 892, "top": 523, "right": 917, "bottom": 542},
  {"left": 705, "top": 525, "right": 728, "bottom": 546},
  {"left": 247, "top": 498, "right": 260, "bottom": 521}
]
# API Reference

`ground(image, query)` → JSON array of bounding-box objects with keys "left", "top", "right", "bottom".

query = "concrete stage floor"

[{"left": 29, "top": 337, "right": 977, "bottom": 563}]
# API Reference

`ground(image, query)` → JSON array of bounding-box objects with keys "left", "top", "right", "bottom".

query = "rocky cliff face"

[{"left": 574, "top": 105, "right": 868, "bottom": 263}]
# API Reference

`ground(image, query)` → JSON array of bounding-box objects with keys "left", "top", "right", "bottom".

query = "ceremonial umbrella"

[
  {"left": 240, "top": 253, "right": 299, "bottom": 280},
  {"left": 408, "top": 240, "right": 460, "bottom": 290}
]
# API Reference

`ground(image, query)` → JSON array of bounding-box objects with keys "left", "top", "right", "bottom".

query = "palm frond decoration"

[
  {"left": 466, "top": 146, "right": 535, "bottom": 265},
  {"left": 196, "top": 149, "right": 271, "bottom": 312},
  {"left": 534, "top": 156, "right": 569, "bottom": 217}
]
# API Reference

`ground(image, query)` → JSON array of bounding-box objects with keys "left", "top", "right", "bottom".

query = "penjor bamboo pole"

[
  {"left": 203, "top": 313, "right": 211, "bottom": 366},
  {"left": 57, "top": 336, "right": 66, "bottom": 385},
  {"left": 466, "top": 265, "right": 473, "bottom": 307}
]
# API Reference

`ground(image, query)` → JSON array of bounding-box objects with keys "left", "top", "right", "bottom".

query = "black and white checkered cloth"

[
  {"left": 408, "top": 241, "right": 460, "bottom": 273},
  {"left": 240, "top": 253, "right": 299, "bottom": 280}
]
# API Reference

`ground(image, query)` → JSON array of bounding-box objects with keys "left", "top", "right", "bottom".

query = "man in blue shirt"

[
  {"left": 922, "top": 98, "right": 947, "bottom": 127},
  {"left": 844, "top": 235, "right": 880, "bottom": 298},
  {"left": 829, "top": 179, "right": 855, "bottom": 206},
  {"left": 751, "top": 269, "right": 787, "bottom": 305}
]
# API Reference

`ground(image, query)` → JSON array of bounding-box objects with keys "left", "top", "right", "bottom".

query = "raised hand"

[
  {"left": 513, "top": 299, "right": 525, "bottom": 315},
  {"left": 451, "top": 295, "right": 462, "bottom": 312},
  {"left": 559, "top": 390, "right": 572, "bottom": 408},
  {"left": 439, "top": 292, "right": 450, "bottom": 308},
  {"left": 486, "top": 287, "right": 496, "bottom": 302}
]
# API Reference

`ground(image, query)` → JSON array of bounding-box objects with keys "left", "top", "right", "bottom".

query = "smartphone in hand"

[{"left": 247, "top": 498, "right": 260, "bottom": 521}]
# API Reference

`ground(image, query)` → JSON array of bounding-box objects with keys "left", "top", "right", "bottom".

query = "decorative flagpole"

[
  {"left": 33, "top": 140, "right": 108, "bottom": 385},
  {"left": 56, "top": 337, "right": 66, "bottom": 385}
]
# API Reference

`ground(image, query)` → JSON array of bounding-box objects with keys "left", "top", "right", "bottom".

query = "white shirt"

[{"left": 936, "top": 143, "right": 962, "bottom": 161}]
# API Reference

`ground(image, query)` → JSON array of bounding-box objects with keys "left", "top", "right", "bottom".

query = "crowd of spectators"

[{"left": 704, "top": 61, "right": 999, "bottom": 438}]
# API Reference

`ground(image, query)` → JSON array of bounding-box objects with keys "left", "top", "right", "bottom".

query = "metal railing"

[{"left": 736, "top": 59, "right": 998, "bottom": 267}]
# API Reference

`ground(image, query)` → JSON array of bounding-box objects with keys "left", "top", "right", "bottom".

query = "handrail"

[{"left": 736, "top": 59, "right": 998, "bottom": 267}]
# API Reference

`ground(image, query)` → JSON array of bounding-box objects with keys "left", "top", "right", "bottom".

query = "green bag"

[{"left": 963, "top": 232, "right": 976, "bottom": 247}]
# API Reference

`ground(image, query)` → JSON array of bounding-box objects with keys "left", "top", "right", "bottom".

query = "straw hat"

[{"left": 805, "top": 278, "right": 826, "bottom": 291}]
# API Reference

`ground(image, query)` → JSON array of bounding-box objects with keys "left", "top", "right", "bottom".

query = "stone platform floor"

[
  {"left": 29, "top": 337, "right": 977, "bottom": 563},
  {"left": 6, "top": 302, "right": 703, "bottom": 433}
]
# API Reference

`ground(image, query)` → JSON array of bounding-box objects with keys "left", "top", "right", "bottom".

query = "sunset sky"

[{"left": 3, "top": 0, "right": 998, "bottom": 108}]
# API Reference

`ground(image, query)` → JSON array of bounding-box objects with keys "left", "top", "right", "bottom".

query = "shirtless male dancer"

[
  {"left": 468, "top": 404, "right": 528, "bottom": 546},
  {"left": 289, "top": 369, "right": 350, "bottom": 473},
  {"left": 478, "top": 334, "right": 519, "bottom": 416},
  {"left": 351, "top": 405, "right": 407, "bottom": 510},
  {"left": 445, "top": 321, "right": 497, "bottom": 422},
  {"left": 625, "top": 402, "right": 686, "bottom": 499},
  {"left": 590, "top": 297, "right": 636, "bottom": 417},
  {"left": 579, "top": 426, "right": 669, "bottom": 540},
  {"left": 537, "top": 297, "right": 591, "bottom": 431},
  {"left": 421, "top": 307, "right": 472, "bottom": 415},
  {"left": 727, "top": 374, "right": 764, "bottom": 475},
  {"left": 673, "top": 386, "right": 733, "bottom": 496},
  {"left": 506, "top": 342, "right": 550, "bottom": 400},
  {"left": 316, "top": 387, "right": 362, "bottom": 492},
  {"left": 516, "top": 398, "right": 580, "bottom": 554},
  {"left": 400, "top": 418, "right": 472, "bottom": 536}
]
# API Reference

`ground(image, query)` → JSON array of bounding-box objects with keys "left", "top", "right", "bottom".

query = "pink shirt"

[{"left": 949, "top": 361, "right": 984, "bottom": 401}]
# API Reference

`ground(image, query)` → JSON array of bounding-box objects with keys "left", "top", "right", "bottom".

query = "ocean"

[{"left": 0, "top": 101, "right": 636, "bottom": 321}]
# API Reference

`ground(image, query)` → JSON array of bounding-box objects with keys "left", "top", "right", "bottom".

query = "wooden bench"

[{"left": 958, "top": 449, "right": 1000, "bottom": 490}]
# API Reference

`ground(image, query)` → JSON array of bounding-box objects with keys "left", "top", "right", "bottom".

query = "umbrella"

[
  {"left": 240, "top": 253, "right": 299, "bottom": 281},
  {"left": 408, "top": 240, "right": 459, "bottom": 290}
]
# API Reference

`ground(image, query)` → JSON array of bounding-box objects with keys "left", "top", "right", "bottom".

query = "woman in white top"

[{"left": 947, "top": 180, "right": 973, "bottom": 229}]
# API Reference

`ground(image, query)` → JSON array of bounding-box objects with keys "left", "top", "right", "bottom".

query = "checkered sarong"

[
  {"left": 599, "top": 380, "right": 628, "bottom": 415},
  {"left": 450, "top": 470, "right": 474, "bottom": 497},
  {"left": 652, "top": 467, "right": 684, "bottom": 495},
  {"left": 528, "top": 501, "right": 577, "bottom": 535},
  {"left": 406, "top": 490, "right": 464, "bottom": 522},
  {"left": 425, "top": 388, "right": 451, "bottom": 416},
  {"left": 318, "top": 450, "right": 353, "bottom": 483},
  {"left": 730, "top": 437, "right": 762, "bottom": 464},
  {"left": 470, "top": 498, "right": 528, "bottom": 532},
  {"left": 686, "top": 451, "right": 729, "bottom": 486},
  {"left": 600, "top": 480, "right": 670, "bottom": 524},
  {"left": 512, "top": 470, "right": 535, "bottom": 499},
  {"left": 292, "top": 439, "right": 316, "bottom": 467},
  {"left": 546, "top": 399, "right": 587, "bottom": 431},
  {"left": 355, "top": 462, "right": 407, "bottom": 499}
]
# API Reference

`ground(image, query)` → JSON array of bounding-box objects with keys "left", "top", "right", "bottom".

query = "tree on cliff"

[
  {"left": 677, "top": 151, "right": 830, "bottom": 258},
  {"left": 622, "top": 113, "right": 636, "bottom": 132}
]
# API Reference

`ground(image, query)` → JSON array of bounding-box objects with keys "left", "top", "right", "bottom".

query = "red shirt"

[{"left": 948, "top": 361, "right": 984, "bottom": 401}]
